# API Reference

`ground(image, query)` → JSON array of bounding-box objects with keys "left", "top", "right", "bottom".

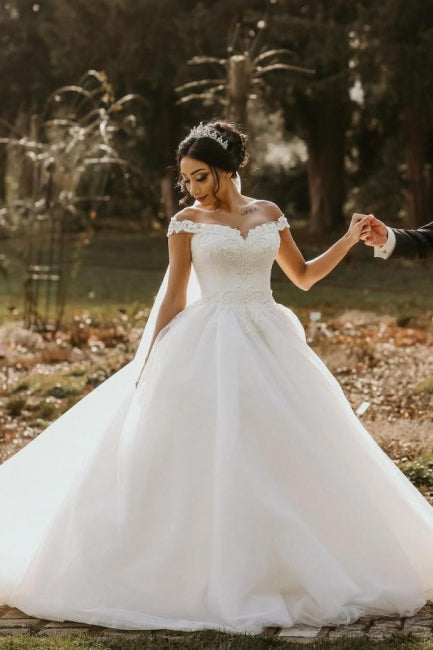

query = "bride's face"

[{"left": 180, "top": 156, "right": 229, "bottom": 208}]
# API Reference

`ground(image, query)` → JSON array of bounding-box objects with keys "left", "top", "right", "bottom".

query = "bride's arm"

[
  {"left": 142, "top": 230, "right": 192, "bottom": 364},
  {"left": 276, "top": 214, "right": 371, "bottom": 291}
]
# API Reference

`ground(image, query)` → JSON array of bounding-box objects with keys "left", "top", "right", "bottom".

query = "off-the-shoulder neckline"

[{"left": 169, "top": 214, "right": 288, "bottom": 241}]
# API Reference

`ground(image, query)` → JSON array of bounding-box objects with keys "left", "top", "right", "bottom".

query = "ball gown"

[{"left": 0, "top": 212, "right": 433, "bottom": 634}]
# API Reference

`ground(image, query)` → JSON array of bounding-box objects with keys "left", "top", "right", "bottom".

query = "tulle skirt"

[{"left": 0, "top": 298, "right": 432, "bottom": 633}]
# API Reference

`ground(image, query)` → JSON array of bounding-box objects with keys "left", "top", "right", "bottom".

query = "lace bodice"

[{"left": 167, "top": 214, "right": 290, "bottom": 305}]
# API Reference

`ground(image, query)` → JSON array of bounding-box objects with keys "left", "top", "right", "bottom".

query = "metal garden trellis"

[
  {"left": 23, "top": 157, "right": 66, "bottom": 332},
  {"left": 2, "top": 70, "right": 146, "bottom": 333}
]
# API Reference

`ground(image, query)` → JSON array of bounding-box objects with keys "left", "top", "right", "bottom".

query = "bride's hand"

[{"left": 346, "top": 213, "right": 372, "bottom": 245}]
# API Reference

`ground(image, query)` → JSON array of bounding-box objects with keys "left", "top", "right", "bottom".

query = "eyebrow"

[{"left": 181, "top": 168, "right": 207, "bottom": 177}]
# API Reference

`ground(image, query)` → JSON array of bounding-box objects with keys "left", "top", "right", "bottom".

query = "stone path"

[{"left": 1, "top": 601, "right": 433, "bottom": 644}]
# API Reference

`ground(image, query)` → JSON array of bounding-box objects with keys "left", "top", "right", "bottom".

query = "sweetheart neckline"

[{"left": 170, "top": 214, "right": 288, "bottom": 241}]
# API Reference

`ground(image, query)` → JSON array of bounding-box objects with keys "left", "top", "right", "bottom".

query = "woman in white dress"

[{"left": 0, "top": 120, "right": 433, "bottom": 635}]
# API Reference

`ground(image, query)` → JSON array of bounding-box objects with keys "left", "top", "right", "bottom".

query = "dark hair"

[{"left": 176, "top": 120, "right": 249, "bottom": 205}]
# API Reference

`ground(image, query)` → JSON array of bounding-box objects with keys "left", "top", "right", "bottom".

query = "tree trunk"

[
  {"left": 402, "top": 105, "right": 429, "bottom": 227},
  {"left": 161, "top": 171, "right": 177, "bottom": 217},
  {"left": 157, "top": 95, "right": 180, "bottom": 218},
  {"left": 226, "top": 54, "right": 249, "bottom": 128},
  {"left": 304, "top": 92, "right": 347, "bottom": 235}
]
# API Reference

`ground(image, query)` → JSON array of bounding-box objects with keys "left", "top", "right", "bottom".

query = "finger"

[{"left": 358, "top": 216, "right": 372, "bottom": 228}]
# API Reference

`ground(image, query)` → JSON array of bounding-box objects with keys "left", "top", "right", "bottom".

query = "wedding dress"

[{"left": 1, "top": 209, "right": 433, "bottom": 635}]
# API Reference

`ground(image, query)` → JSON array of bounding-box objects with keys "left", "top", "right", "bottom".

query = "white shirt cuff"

[{"left": 374, "top": 227, "right": 396, "bottom": 259}]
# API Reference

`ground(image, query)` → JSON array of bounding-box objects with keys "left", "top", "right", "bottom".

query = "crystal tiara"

[{"left": 188, "top": 124, "right": 229, "bottom": 150}]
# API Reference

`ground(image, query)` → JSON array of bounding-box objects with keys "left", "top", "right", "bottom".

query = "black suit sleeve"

[{"left": 391, "top": 221, "right": 433, "bottom": 259}]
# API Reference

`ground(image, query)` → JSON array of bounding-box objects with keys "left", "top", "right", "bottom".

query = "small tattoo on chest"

[{"left": 240, "top": 206, "right": 259, "bottom": 217}]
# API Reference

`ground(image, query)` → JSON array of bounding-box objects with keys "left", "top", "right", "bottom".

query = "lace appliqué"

[
  {"left": 164, "top": 213, "right": 289, "bottom": 324},
  {"left": 222, "top": 230, "right": 276, "bottom": 278},
  {"left": 274, "top": 214, "right": 290, "bottom": 231},
  {"left": 166, "top": 214, "right": 290, "bottom": 238},
  {"left": 167, "top": 217, "right": 202, "bottom": 236},
  {"left": 201, "top": 287, "right": 275, "bottom": 306},
  {"left": 200, "top": 289, "right": 275, "bottom": 338}
]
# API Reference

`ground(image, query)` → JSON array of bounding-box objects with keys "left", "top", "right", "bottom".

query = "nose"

[{"left": 190, "top": 180, "right": 199, "bottom": 196}]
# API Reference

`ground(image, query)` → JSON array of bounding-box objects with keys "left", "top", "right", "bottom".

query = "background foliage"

[{"left": 1, "top": 0, "right": 433, "bottom": 234}]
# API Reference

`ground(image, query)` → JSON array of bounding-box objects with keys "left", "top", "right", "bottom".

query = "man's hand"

[{"left": 356, "top": 213, "right": 388, "bottom": 247}]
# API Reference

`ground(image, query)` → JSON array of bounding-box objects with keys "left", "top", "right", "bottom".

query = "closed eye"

[{"left": 184, "top": 175, "right": 207, "bottom": 184}]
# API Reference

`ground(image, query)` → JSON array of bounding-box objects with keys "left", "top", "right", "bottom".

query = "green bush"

[
  {"left": 46, "top": 384, "right": 80, "bottom": 399},
  {"left": 33, "top": 399, "right": 56, "bottom": 419},
  {"left": 413, "top": 376, "right": 433, "bottom": 394},
  {"left": 6, "top": 396, "right": 26, "bottom": 416},
  {"left": 398, "top": 455, "right": 433, "bottom": 489},
  {"left": 11, "top": 382, "right": 29, "bottom": 393}
]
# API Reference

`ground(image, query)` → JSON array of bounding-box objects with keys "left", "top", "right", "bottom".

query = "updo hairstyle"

[{"left": 176, "top": 120, "right": 249, "bottom": 205}]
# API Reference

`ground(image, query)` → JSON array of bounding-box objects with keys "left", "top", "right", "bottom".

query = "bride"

[{"left": 0, "top": 119, "right": 433, "bottom": 635}]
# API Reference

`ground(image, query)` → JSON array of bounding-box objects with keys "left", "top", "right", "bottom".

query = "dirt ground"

[
  {"left": 313, "top": 310, "right": 433, "bottom": 461},
  {"left": 0, "top": 310, "right": 432, "bottom": 466}
]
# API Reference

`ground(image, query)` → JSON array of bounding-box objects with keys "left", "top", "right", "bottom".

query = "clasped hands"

[{"left": 349, "top": 213, "right": 388, "bottom": 247}]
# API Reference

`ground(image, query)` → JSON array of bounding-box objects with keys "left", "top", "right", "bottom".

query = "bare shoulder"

[
  {"left": 172, "top": 206, "right": 198, "bottom": 223},
  {"left": 250, "top": 199, "right": 284, "bottom": 221}
]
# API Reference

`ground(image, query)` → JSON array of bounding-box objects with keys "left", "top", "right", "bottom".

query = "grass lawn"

[
  {"left": 1, "top": 631, "right": 433, "bottom": 649},
  {"left": 1, "top": 226, "right": 432, "bottom": 325}
]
